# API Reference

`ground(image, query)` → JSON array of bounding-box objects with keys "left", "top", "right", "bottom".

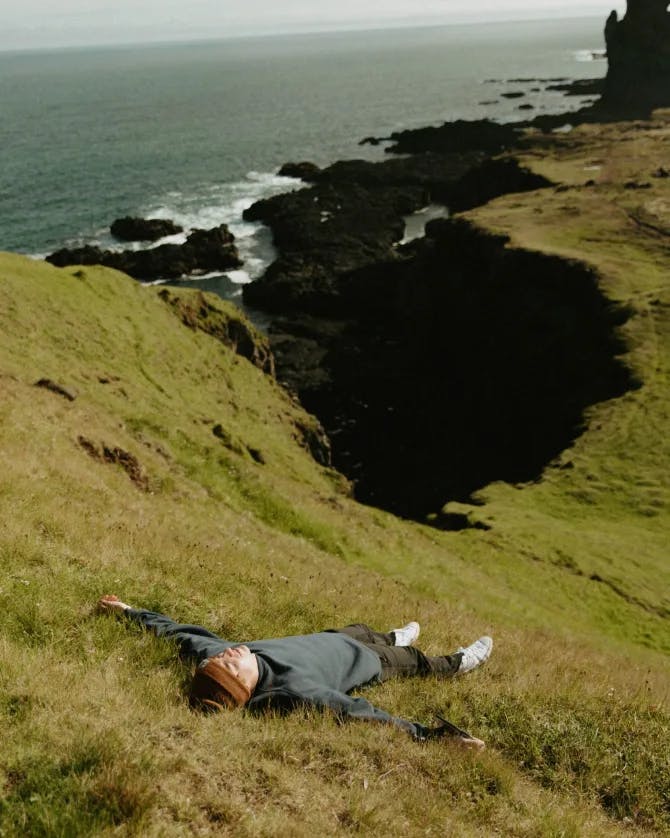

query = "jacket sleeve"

[
  {"left": 250, "top": 680, "right": 428, "bottom": 740},
  {"left": 124, "top": 608, "right": 228, "bottom": 662}
]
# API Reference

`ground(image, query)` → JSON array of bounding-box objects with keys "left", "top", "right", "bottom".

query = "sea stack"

[{"left": 603, "top": 0, "right": 670, "bottom": 107}]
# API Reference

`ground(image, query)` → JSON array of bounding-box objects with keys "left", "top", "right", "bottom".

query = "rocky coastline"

[
  {"left": 233, "top": 0, "right": 669, "bottom": 525},
  {"left": 47, "top": 220, "right": 242, "bottom": 280},
  {"left": 44, "top": 0, "right": 669, "bottom": 526},
  {"left": 244, "top": 203, "right": 635, "bottom": 524}
]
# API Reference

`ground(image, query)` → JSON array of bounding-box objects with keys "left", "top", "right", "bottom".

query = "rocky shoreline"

[
  {"left": 44, "top": 1, "right": 670, "bottom": 526},
  {"left": 47, "top": 220, "right": 242, "bottom": 280},
  {"left": 233, "top": 0, "right": 670, "bottom": 524},
  {"left": 236, "top": 116, "right": 649, "bottom": 523}
]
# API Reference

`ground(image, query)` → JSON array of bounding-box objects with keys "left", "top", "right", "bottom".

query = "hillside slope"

[{"left": 0, "top": 113, "right": 669, "bottom": 835}]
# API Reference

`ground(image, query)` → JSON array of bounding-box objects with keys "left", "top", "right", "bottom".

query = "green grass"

[
  {"left": 0, "top": 113, "right": 669, "bottom": 836},
  {"left": 0, "top": 738, "right": 156, "bottom": 837}
]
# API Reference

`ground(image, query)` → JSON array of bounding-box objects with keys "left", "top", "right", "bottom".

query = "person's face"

[{"left": 215, "top": 645, "right": 259, "bottom": 692}]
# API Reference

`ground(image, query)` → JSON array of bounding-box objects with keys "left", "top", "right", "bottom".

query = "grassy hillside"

[{"left": 0, "top": 115, "right": 669, "bottom": 836}]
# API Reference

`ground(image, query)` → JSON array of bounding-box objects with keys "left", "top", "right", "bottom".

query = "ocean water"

[{"left": 0, "top": 17, "right": 607, "bottom": 295}]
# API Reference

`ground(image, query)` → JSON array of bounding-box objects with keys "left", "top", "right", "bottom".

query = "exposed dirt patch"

[{"left": 77, "top": 436, "right": 149, "bottom": 490}]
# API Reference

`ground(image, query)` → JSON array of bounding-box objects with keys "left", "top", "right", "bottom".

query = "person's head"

[{"left": 190, "top": 645, "right": 260, "bottom": 712}]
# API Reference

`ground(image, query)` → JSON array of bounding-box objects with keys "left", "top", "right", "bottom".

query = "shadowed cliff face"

[
  {"left": 272, "top": 219, "right": 636, "bottom": 523},
  {"left": 604, "top": 0, "right": 670, "bottom": 107},
  {"left": 242, "top": 92, "right": 640, "bottom": 524}
]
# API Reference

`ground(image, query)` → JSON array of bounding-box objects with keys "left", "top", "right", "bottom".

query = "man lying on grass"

[{"left": 98, "top": 595, "right": 492, "bottom": 749}]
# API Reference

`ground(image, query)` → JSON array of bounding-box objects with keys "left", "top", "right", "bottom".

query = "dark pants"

[{"left": 335, "top": 624, "right": 462, "bottom": 681}]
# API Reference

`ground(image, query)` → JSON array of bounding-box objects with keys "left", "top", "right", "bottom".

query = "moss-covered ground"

[{"left": 0, "top": 111, "right": 668, "bottom": 836}]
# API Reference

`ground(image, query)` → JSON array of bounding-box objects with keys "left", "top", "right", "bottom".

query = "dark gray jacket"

[{"left": 127, "top": 609, "right": 419, "bottom": 736}]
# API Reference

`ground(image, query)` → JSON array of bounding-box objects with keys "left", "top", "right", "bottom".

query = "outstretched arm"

[
  {"left": 250, "top": 681, "right": 485, "bottom": 749},
  {"left": 97, "top": 595, "right": 229, "bottom": 663}
]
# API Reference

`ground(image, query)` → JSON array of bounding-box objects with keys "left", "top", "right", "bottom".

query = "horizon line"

[{"left": 0, "top": 11, "right": 607, "bottom": 56}]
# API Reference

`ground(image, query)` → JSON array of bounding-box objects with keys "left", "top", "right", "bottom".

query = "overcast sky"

[{"left": 1, "top": 1, "right": 627, "bottom": 51}]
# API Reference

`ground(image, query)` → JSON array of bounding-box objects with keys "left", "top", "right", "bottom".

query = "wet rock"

[
  {"left": 546, "top": 79, "right": 604, "bottom": 96},
  {"left": 382, "top": 119, "right": 522, "bottom": 155},
  {"left": 242, "top": 181, "right": 429, "bottom": 314},
  {"left": 47, "top": 245, "right": 104, "bottom": 269},
  {"left": 46, "top": 224, "right": 242, "bottom": 280},
  {"left": 277, "top": 162, "right": 322, "bottom": 181},
  {"left": 243, "top": 148, "right": 527, "bottom": 316},
  {"left": 183, "top": 225, "right": 238, "bottom": 271},
  {"left": 312, "top": 153, "right": 482, "bottom": 194},
  {"left": 110, "top": 216, "right": 183, "bottom": 242}
]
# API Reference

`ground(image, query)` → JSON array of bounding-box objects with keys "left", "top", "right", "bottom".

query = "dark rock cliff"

[
  {"left": 242, "top": 155, "right": 552, "bottom": 317},
  {"left": 604, "top": 0, "right": 670, "bottom": 107},
  {"left": 269, "top": 219, "right": 635, "bottom": 521},
  {"left": 242, "top": 92, "right": 637, "bottom": 522}
]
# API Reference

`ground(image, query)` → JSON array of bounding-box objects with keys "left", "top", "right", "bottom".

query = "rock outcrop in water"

[
  {"left": 46, "top": 223, "right": 241, "bottom": 280},
  {"left": 110, "top": 216, "right": 183, "bottom": 242},
  {"left": 604, "top": 0, "right": 670, "bottom": 107},
  {"left": 365, "top": 118, "right": 523, "bottom": 156}
]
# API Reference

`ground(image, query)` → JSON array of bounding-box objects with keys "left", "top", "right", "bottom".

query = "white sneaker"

[
  {"left": 391, "top": 621, "right": 421, "bottom": 646},
  {"left": 457, "top": 636, "right": 492, "bottom": 674}
]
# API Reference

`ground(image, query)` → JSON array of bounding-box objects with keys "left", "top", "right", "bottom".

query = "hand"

[
  {"left": 97, "top": 594, "right": 131, "bottom": 613},
  {"left": 417, "top": 716, "right": 486, "bottom": 751}
]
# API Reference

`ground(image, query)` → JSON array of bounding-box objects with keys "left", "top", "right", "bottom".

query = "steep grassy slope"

[{"left": 0, "top": 110, "right": 668, "bottom": 836}]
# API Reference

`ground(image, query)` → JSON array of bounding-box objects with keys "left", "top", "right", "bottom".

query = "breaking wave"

[
  {"left": 54, "top": 171, "right": 304, "bottom": 292},
  {"left": 574, "top": 49, "right": 607, "bottom": 62}
]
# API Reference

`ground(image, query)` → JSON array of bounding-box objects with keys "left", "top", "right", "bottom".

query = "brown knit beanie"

[{"left": 190, "top": 656, "right": 252, "bottom": 711}]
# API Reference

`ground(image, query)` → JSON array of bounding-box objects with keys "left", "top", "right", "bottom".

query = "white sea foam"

[
  {"left": 400, "top": 204, "right": 449, "bottom": 245},
  {"left": 574, "top": 49, "right": 607, "bottom": 62},
  {"left": 226, "top": 269, "right": 253, "bottom": 285},
  {"left": 64, "top": 171, "right": 305, "bottom": 294},
  {"left": 138, "top": 172, "right": 303, "bottom": 286}
]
